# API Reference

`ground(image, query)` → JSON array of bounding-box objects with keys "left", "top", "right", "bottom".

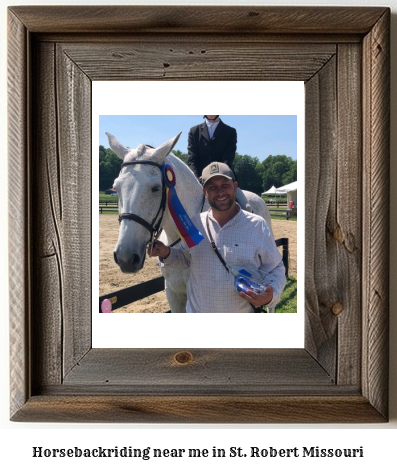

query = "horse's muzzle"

[{"left": 113, "top": 250, "right": 145, "bottom": 273}]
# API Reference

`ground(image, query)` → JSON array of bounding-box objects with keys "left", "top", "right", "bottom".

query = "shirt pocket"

[{"left": 224, "top": 242, "right": 258, "bottom": 268}]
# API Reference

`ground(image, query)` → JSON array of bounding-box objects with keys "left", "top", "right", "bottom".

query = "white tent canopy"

[
  {"left": 262, "top": 185, "right": 278, "bottom": 195},
  {"left": 276, "top": 181, "right": 297, "bottom": 206},
  {"left": 262, "top": 181, "right": 297, "bottom": 206},
  {"left": 275, "top": 181, "right": 297, "bottom": 193}
]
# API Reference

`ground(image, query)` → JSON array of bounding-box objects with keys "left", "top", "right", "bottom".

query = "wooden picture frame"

[{"left": 8, "top": 6, "right": 390, "bottom": 423}]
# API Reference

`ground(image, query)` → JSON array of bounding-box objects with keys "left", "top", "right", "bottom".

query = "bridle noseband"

[{"left": 118, "top": 160, "right": 167, "bottom": 244}]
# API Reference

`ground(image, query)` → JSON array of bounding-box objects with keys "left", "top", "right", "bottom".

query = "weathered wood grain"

[
  {"left": 63, "top": 349, "right": 333, "bottom": 390},
  {"left": 55, "top": 44, "right": 92, "bottom": 377},
  {"left": 8, "top": 6, "right": 387, "bottom": 34},
  {"left": 8, "top": 9, "right": 30, "bottom": 419},
  {"left": 304, "top": 42, "right": 364, "bottom": 385},
  {"left": 32, "top": 42, "right": 63, "bottom": 389},
  {"left": 60, "top": 42, "right": 336, "bottom": 82},
  {"left": 12, "top": 396, "right": 385, "bottom": 424},
  {"left": 335, "top": 43, "right": 363, "bottom": 386},
  {"left": 362, "top": 9, "right": 390, "bottom": 419},
  {"left": 304, "top": 56, "right": 338, "bottom": 377},
  {"left": 8, "top": 6, "right": 390, "bottom": 423},
  {"left": 31, "top": 42, "right": 92, "bottom": 387}
]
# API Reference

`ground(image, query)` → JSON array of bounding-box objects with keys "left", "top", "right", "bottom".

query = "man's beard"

[{"left": 209, "top": 193, "right": 236, "bottom": 212}]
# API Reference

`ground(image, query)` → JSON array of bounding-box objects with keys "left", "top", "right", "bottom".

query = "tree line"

[{"left": 99, "top": 145, "right": 297, "bottom": 195}]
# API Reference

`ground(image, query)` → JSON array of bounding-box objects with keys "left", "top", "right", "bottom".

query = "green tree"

[
  {"left": 233, "top": 153, "right": 263, "bottom": 195},
  {"left": 172, "top": 149, "right": 188, "bottom": 164},
  {"left": 281, "top": 159, "right": 297, "bottom": 185},
  {"left": 99, "top": 146, "right": 122, "bottom": 190},
  {"left": 259, "top": 155, "right": 296, "bottom": 191}
]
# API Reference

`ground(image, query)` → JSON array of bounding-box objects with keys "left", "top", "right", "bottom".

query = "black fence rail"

[
  {"left": 100, "top": 207, "right": 118, "bottom": 214},
  {"left": 265, "top": 201, "right": 287, "bottom": 207},
  {"left": 99, "top": 238, "right": 289, "bottom": 312},
  {"left": 99, "top": 201, "right": 118, "bottom": 206},
  {"left": 99, "top": 201, "right": 118, "bottom": 214},
  {"left": 269, "top": 208, "right": 297, "bottom": 220},
  {"left": 99, "top": 276, "right": 165, "bottom": 313}
]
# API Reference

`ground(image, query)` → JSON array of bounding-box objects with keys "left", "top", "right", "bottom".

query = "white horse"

[{"left": 107, "top": 132, "right": 272, "bottom": 313}]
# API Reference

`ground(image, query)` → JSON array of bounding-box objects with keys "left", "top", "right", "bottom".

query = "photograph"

[
  {"left": 92, "top": 82, "right": 305, "bottom": 349},
  {"left": 98, "top": 115, "right": 298, "bottom": 316}
]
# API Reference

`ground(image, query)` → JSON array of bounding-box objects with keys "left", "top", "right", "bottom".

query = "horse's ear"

[
  {"left": 151, "top": 132, "right": 182, "bottom": 164},
  {"left": 106, "top": 132, "right": 129, "bottom": 161}
]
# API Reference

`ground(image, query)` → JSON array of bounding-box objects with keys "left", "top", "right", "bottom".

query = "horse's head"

[{"left": 106, "top": 131, "right": 181, "bottom": 273}]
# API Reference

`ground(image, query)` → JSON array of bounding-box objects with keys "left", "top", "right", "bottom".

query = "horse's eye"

[{"left": 151, "top": 186, "right": 161, "bottom": 193}]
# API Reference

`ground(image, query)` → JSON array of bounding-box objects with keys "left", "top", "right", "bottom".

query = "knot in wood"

[
  {"left": 333, "top": 225, "right": 344, "bottom": 244},
  {"left": 331, "top": 302, "right": 344, "bottom": 316},
  {"left": 174, "top": 351, "right": 194, "bottom": 365}
]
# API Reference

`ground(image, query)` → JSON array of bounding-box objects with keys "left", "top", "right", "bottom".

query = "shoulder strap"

[{"left": 205, "top": 214, "right": 230, "bottom": 274}]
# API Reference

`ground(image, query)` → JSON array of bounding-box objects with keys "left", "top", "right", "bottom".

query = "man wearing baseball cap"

[{"left": 148, "top": 162, "right": 286, "bottom": 313}]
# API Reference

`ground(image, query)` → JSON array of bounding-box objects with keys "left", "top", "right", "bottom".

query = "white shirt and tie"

[{"left": 205, "top": 118, "right": 220, "bottom": 139}]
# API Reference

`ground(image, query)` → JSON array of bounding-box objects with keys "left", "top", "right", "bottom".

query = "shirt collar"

[
  {"left": 207, "top": 204, "right": 241, "bottom": 228},
  {"left": 205, "top": 118, "right": 220, "bottom": 128}
]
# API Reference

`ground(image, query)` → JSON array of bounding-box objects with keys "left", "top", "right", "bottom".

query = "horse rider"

[
  {"left": 187, "top": 115, "right": 251, "bottom": 211},
  {"left": 187, "top": 115, "right": 237, "bottom": 177},
  {"left": 147, "top": 162, "right": 286, "bottom": 313}
]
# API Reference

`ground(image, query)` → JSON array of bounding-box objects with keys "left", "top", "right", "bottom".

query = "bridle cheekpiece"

[{"left": 118, "top": 159, "right": 167, "bottom": 245}]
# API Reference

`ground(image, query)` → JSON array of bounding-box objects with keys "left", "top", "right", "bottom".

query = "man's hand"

[
  {"left": 147, "top": 241, "right": 170, "bottom": 259},
  {"left": 238, "top": 284, "right": 274, "bottom": 308}
]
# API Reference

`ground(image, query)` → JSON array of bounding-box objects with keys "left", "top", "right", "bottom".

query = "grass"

[
  {"left": 99, "top": 191, "right": 118, "bottom": 203},
  {"left": 99, "top": 191, "right": 119, "bottom": 214},
  {"left": 274, "top": 277, "right": 297, "bottom": 313}
]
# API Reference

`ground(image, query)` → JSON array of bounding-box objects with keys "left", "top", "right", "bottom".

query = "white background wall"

[{"left": 1, "top": 0, "right": 396, "bottom": 469}]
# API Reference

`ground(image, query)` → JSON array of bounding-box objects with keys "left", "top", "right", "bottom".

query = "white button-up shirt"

[
  {"left": 162, "top": 207, "right": 286, "bottom": 313},
  {"left": 205, "top": 118, "right": 220, "bottom": 139}
]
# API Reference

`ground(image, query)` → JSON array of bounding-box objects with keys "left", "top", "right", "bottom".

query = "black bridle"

[
  {"left": 117, "top": 158, "right": 206, "bottom": 248},
  {"left": 118, "top": 160, "right": 167, "bottom": 244}
]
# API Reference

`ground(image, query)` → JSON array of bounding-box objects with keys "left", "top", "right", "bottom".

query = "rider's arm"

[{"left": 220, "top": 126, "right": 237, "bottom": 169}]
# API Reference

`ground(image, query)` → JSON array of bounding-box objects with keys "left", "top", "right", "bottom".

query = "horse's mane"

[
  {"left": 167, "top": 151, "right": 200, "bottom": 185},
  {"left": 123, "top": 143, "right": 200, "bottom": 188}
]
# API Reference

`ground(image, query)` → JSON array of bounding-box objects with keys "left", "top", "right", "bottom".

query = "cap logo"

[{"left": 210, "top": 164, "right": 219, "bottom": 174}]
